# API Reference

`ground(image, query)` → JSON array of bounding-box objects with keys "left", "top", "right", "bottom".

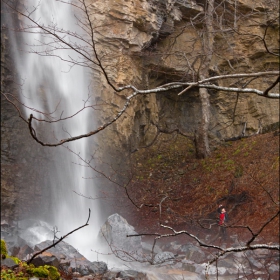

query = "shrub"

[{"left": 31, "top": 266, "right": 49, "bottom": 278}]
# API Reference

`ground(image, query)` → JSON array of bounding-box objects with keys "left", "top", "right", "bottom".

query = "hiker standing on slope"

[{"left": 219, "top": 207, "right": 227, "bottom": 237}]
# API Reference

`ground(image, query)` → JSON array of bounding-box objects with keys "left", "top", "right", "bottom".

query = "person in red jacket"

[
  {"left": 219, "top": 208, "right": 226, "bottom": 225},
  {"left": 219, "top": 208, "right": 227, "bottom": 237}
]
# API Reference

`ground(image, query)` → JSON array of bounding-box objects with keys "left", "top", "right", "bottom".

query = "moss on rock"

[
  {"left": 1, "top": 239, "right": 8, "bottom": 258},
  {"left": 1, "top": 241, "right": 60, "bottom": 280}
]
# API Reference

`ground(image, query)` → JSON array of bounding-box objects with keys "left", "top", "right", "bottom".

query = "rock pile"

[{"left": 1, "top": 214, "right": 279, "bottom": 280}]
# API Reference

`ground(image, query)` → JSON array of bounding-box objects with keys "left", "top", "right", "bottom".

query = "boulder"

[
  {"left": 178, "top": 244, "right": 205, "bottom": 263},
  {"left": 247, "top": 255, "right": 263, "bottom": 269},
  {"left": 34, "top": 240, "right": 83, "bottom": 260},
  {"left": 76, "top": 261, "right": 108, "bottom": 276},
  {"left": 30, "top": 255, "right": 60, "bottom": 268},
  {"left": 98, "top": 213, "right": 142, "bottom": 261},
  {"left": 268, "top": 263, "right": 279, "bottom": 274},
  {"left": 16, "top": 244, "right": 34, "bottom": 259},
  {"left": 34, "top": 240, "right": 107, "bottom": 276},
  {"left": 87, "top": 262, "right": 108, "bottom": 275},
  {"left": 1, "top": 257, "right": 18, "bottom": 268}
]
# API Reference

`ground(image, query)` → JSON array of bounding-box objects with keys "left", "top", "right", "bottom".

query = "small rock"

[
  {"left": 80, "top": 275, "right": 94, "bottom": 280},
  {"left": 218, "top": 258, "right": 237, "bottom": 269},
  {"left": 117, "top": 270, "right": 148, "bottom": 280},
  {"left": 248, "top": 256, "right": 263, "bottom": 268},
  {"left": 182, "top": 263, "right": 196, "bottom": 272},
  {"left": 177, "top": 169, "right": 185, "bottom": 175},
  {"left": 268, "top": 263, "right": 279, "bottom": 274},
  {"left": 102, "top": 270, "right": 119, "bottom": 280},
  {"left": 73, "top": 271, "right": 81, "bottom": 277},
  {"left": 1, "top": 220, "right": 9, "bottom": 227}
]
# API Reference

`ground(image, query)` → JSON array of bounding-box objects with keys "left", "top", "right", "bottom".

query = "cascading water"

[{"left": 9, "top": 0, "right": 103, "bottom": 260}]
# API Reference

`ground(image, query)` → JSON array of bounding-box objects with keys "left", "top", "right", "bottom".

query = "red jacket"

[{"left": 219, "top": 213, "right": 225, "bottom": 225}]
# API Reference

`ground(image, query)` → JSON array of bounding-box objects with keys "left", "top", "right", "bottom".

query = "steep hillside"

[{"left": 121, "top": 130, "right": 279, "bottom": 246}]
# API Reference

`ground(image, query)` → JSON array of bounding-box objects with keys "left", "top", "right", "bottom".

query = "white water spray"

[{"left": 10, "top": 0, "right": 102, "bottom": 260}]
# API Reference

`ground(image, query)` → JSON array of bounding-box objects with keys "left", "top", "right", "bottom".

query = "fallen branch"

[{"left": 27, "top": 208, "right": 91, "bottom": 264}]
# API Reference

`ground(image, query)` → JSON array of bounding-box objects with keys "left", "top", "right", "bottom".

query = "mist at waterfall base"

[{"left": 9, "top": 0, "right": 113, "bottom": 263}]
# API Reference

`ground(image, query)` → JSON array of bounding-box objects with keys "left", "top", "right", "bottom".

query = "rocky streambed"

[{"left": 1, "top": 214, "right": 279, "bottom": 280}]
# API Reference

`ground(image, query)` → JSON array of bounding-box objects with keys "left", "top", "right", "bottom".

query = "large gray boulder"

[{"left": 98, "top": 213, "right": 142, "bottom": 262}]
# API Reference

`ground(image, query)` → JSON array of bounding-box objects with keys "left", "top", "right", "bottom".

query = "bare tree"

[{"left": 195, "top": 0, "right": 214, "bottom": 158}]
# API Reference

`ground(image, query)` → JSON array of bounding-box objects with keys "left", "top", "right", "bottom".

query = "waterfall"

[{"left": 9, "top": 0, "right": 102, "bottom": 260}]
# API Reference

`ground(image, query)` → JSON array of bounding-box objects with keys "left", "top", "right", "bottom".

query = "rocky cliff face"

[
  {"left": 88, "top": 0, "right": 279, "bottom": 158},
  {"left": 1, "top": 0, "right": 279, "bottom": 220}
]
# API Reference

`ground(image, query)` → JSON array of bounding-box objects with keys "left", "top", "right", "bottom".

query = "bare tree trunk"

[
  {"left": 196, "top": 0, "right": 214, "bottom": 158},
  {"left": 196, "top": 87, "right": 211, "bottom": 158}
]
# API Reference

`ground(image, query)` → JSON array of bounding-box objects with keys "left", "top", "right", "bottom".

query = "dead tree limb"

[
  {"left": 263, "top": 75, "right": 280, "bottom": 96},
  {"left": 27, "top": 208, "right": 91, "bottom": 264}
]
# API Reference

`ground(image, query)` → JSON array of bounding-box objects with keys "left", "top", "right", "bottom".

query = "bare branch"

[
  {"left": 246, "top": 210, "right": 280, "bottom": 246},
  {"left": 27, "top": 90, "right": 139, "bottom": 146},
  {"left": 27, "top": 208, "right": 91, "bottom": 264},
  {"left": 198, "top": 84, "right": 279, "bottom": 98},
  {"left": 263, "top": 75, "right": 280, "bottom": 96},
  {"left": 177, "top": 71, "right": 279, "bottom": 97}
]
